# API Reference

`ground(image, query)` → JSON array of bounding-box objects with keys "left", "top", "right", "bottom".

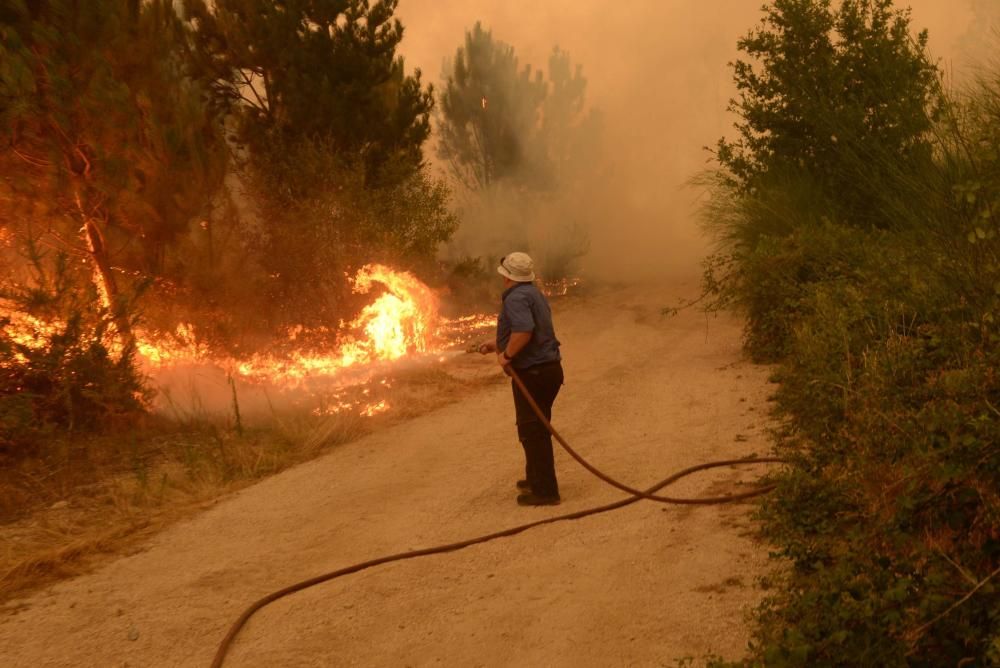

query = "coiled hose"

[{"left": 210, "top": 368, "right": 783, "bottom": 667}]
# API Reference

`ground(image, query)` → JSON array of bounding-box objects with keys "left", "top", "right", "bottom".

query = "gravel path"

[{"left": 0, "top": 282, "right": 776, "bottom": 667}]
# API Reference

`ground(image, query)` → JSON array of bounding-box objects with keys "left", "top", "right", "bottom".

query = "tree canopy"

[
  {"left": 716, "top": 0, "right": 941, "bottom": 226},
  {"left": 437, "top": 22, "right": 597, "bottom": 193},
  {"left": 437, "top": 22, "right": 546, "bottom": 190},
  {"left": 182, "top": 0, "right": 433, "bottom": 186},
  {"left": 0, "top": 0, "right": 226, "bottom": 323}
]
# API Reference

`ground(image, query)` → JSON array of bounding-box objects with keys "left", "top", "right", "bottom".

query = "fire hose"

[{"left": 210, "top": 367, "right": 784, "bottom": 667}]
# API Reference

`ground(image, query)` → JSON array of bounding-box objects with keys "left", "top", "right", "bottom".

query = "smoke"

[{"left": 396, "top": 0, "right": 984, "bottom": 282}]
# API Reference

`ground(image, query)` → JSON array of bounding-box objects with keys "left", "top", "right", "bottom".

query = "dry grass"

[{"left": 0, "top": 361, "right": 500, "bottom": 606}]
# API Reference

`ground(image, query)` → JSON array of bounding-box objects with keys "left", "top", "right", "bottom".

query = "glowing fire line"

[{"left": 2, "top": 265, "right": 496, "bottom": 416}]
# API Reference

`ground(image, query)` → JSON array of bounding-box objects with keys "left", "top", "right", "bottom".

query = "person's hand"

[
  {"left": 478, "top": 341, "right": 496, "bottom": 355},
  {"left": 496, "top": 352, "right": 513, "bottom": 376}
]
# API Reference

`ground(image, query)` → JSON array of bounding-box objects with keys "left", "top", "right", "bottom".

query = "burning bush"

[
  {"left": 227, "top": 137, "right": 457, "bottom": 336},
  {"left": 0, "top": 303, "right": 149, "bottom": 462}
]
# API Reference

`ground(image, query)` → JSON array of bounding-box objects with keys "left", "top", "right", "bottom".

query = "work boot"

[
  {"left": 516, "top": 479, "right": 531, "bottom": 490},
  {"left": 516, "top": 492, "right": 561, "bottom": 506}
]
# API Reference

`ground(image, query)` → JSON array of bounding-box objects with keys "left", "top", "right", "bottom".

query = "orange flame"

[
  {"left": 337, "top": 264, "right": 439, "bottom": 366},
  {"left": 2, "top": 265, "right": 495, "bottom": 416}
]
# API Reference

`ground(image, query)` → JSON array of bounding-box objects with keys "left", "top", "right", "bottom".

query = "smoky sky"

[{"left": 396, "top": 1, "right": 989, "bottom": 281}]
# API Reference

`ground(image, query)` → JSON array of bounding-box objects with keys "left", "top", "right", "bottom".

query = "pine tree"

[
  {"left": 437, "top": 23, "right": 597, "bottom": 193},
  {"left": 182, "top": 0, "right": 433, "bottom": 186},
  {"left": 0, "top": 0, "right": 227, "bottom": 341},
  {"left": 437, "top": 23, "right": 546, "bottom": 190}
]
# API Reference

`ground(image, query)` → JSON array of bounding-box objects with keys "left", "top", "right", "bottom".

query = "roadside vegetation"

[{"left": 702, "top": 0, "right": 1000, "bottom": 664}]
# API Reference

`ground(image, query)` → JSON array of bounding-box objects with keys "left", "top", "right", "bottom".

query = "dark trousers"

[{"left": 511, "top": 360, "right": 564, "bottom": 498}]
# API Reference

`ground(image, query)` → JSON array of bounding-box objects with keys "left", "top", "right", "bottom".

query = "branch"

[
  {"left": 9, "top": 145, "right": 51, "bottom": 168},
  {"left": 237, "top": 91, "right": 267, "bottom": 112},
  {"left": 984, "top": 397, "right": 1000, "bottom": 419},
  {"left": 907, "top": 563, "right": 1000, "bottom": 645},
  {"left": 238, "top": 69, "right": 269, "bottom": 113},
  {"left": 37, "top": 228, "right": 90, "bottom": 257},
  {"left": 661, "top": 290, "right": 711, "bottom": 317},
  {"left": 932, "top": 543, "right": 978, "bottom": 586}
]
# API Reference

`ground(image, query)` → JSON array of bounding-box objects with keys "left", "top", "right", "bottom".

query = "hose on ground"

[{"left": 210, "top": 367, "right": 784, "bottom": 667}]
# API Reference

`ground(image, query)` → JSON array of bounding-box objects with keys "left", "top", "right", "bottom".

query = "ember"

[{"left": 541, "top": 277, "right": 583, "bottom": 297}]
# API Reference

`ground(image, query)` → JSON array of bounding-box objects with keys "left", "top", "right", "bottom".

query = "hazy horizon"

[{"left": 395, "top": 0, "right": 991, "bottom": 282}]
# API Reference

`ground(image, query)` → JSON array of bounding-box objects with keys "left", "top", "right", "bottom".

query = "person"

[{"left": 478, "top": 252, "right": 564, "bottom": 506}]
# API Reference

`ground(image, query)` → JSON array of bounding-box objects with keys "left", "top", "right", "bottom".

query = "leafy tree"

[
  {"left": 701, "top": 2, "right": 1000, "bottom": 663},
  {"left": 0, "top": 0, "right": 227, "bottom": 342},
  {"left": 715, "top": 0, "right": 941, "bottom": 227},
  {"left": 182, "top": 0, "right": 433, "bottom": 186}
]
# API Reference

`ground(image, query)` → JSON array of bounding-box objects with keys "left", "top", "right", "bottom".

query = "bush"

[
  {"left": 1, "top": 312, "right": 149, "bottom": 461},
  {"left": 751, "top": 250, "right": 1000, "bottom": 663},
  {"left": 0, "top": 243, "right": 150, "bottom": 461},
  {"left": 239, "top": 137, "right": 458, "bottom": 333},
  {"left": 702, "top": 3, "right": 1000, "bottom": 663}
]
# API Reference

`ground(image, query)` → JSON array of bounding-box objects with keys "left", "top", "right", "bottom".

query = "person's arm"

[
  {"left": 498, "top": 292, "right": 536, "bottom": 367},
  {"left": 498, "top": 331, "right": 532, "bottom": 367},
  {"left": 478, "top": 340, "right": 497, "bottom": 354}
]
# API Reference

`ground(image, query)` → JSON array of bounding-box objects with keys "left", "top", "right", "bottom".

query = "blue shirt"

[{"left": 496, "top": 283, "right": 561, "bottom": 369}]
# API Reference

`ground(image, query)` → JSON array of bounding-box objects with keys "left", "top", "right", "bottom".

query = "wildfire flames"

[
  {"left": 337, "top": 264, "right": 440, "bottom": 366},
  {"left": 2, "top": 264, "right": 495, "bottom": 418},
  {"left": 2, "top": 264, "right": 582, "bottom": 420}
]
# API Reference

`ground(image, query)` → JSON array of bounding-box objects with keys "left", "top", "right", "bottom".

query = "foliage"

[
  {"left": 437, "top": 23, "right": 599, "bottom": 282},
  {"left": 183, "top": 0, "right": 433, "bottom": 186},
  {"left": 437, "top": 22, "right": 546, "bottom": 190},
  {"left": 745, "top": 218, "right": 1000, "bottom": 664},
  {"left": 0, "top": 0, "right": 226, "bottom": 458},
  {"left": 0, "top": 253, "right": 149, "bottom": 460},
  {"left": 437, "top": 22, "right": 599, "bottom": 192},
  {"left": 702, "top": 1, "right": 1000, "bottom": 663},
  {"left": 175, "top": 0, "right": 454, "bottom": 339},
  {"left": 716, "top": 0, "right": 941, "bottom": 229},
  {"left": 0, "top": 0, "right": 226, "bottom": 284},
  {"left": 239, "top": 136, "right": 457, "bottom": 330}
]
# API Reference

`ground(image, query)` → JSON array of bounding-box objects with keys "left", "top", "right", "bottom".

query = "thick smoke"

[{"left": 396, "top": 0, "right": 985, "bottom": 282}]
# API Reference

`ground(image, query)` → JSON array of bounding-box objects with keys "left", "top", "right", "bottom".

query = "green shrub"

[
  {"left": 713, "top": 81, "right": 1000, "bottom": 668},
  {"left": 753, "top": 282, "right": 1000, "bottom": 664},
  {"left": 702, "top": 207, "right": 875, "bottom": 362},
  {"left": 702, "top": 3, "right": 1000, "bottom": 664}
]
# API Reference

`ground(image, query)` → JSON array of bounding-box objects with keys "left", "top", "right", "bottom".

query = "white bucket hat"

[{"left": 497, "top": 252, "right": 535, "bottom": 282}]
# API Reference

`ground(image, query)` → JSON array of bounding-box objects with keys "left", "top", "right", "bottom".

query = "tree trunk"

[{"left": 82, "top": 215, "right": 135, "bottom": 352}]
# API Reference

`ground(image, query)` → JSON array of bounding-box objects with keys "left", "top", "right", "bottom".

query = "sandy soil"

[{"left": 0, "top": 281, "right": 777, "bottom": 667}]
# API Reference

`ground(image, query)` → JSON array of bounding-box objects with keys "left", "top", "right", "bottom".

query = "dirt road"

[{"left": 0, "top": 282, "right": 776, "bottom": 667}]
